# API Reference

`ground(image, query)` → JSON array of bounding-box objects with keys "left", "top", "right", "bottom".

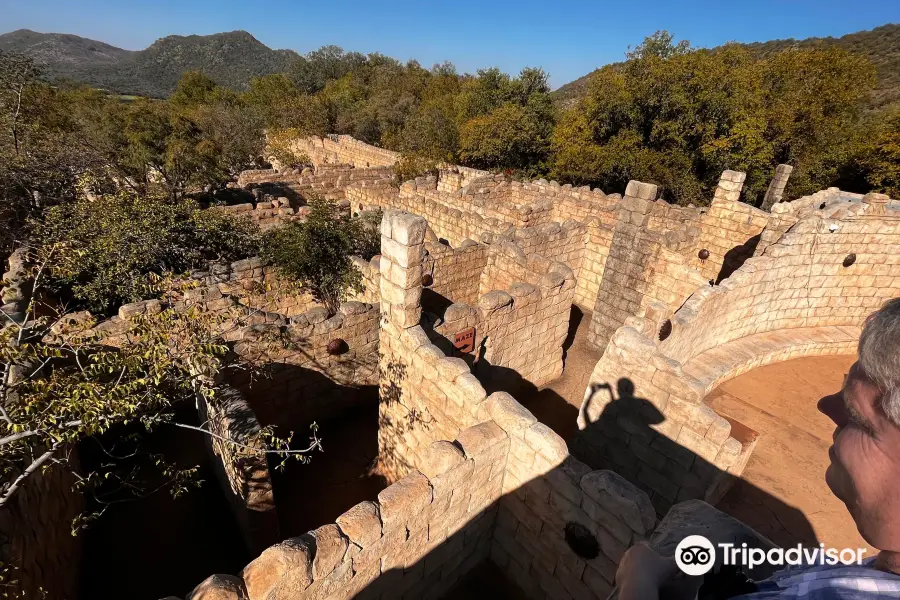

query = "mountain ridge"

[{"left": 0, "top": 29, "right": 299, "bottom": 98}]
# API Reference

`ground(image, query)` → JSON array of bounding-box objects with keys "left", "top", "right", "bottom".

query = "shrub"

[
  {"left": 262, "top": 197, "right": 364, "bottom": 315},
  {"left": 32, "top": 193, "right": 261, "bottom": 314}
]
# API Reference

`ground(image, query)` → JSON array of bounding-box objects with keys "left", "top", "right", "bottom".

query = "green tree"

[
  {"left": 32, "top": 192, "right": 260, "bottom": 314},
  {"left": 862, "top": 110, "right": 900, "bottom": 197},
  {"left": 0, "top": 270, "right": 319, "bottom": 533},
  {"left": 262, "top": 198, "right": 365, "bottom": 315},
  {"left": 551, "top": 34, "right": 876, "bottom": 205}
]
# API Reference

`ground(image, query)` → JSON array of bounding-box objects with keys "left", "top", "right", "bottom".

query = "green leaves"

[
  {"left": 31, "top": 192, "right": 260, "bottom": 314},
  {"left": 551, "top": 38, "right": 879, "bottom": 205},
  {"left": 262, "top": 197, "right": 367, "bottom": 316}
]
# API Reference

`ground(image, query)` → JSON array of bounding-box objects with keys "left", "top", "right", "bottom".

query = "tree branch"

[
  {"left": 0, "top": 442, "right": 61, "bottom": 508},
  {"left": 171, "top": 422, "right": 321, "bottom": 455}
]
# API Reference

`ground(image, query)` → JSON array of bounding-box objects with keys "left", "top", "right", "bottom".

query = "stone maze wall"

[
  {"left": 177, "top": 211, "right": 660, "bottom": 600},
  {"left": 575, "top": 193, "right": 900, "bottom": 516},
  {"left": 587, "top": 181, "right": 710, "bottom": 351},
  {"left": 434, "top": 242, "right": 576, "bottom": 390},
  {"left": 0, "top": 444, "right": 84, "bottom": 600},
  {"left": 574, "top": 318, "right": 751, "bottom": 517},
  {"left": 228, "top": 300, "right": 380, "bottom": 430},
  {"left": 292, "top": 135, "right": 402, "bottom": 169},
  {"left": 197, "top": 384, "right": 280, "bottom": 555},
  {"left": 422, "top": 240, "right": 489, "bottom": 309}
]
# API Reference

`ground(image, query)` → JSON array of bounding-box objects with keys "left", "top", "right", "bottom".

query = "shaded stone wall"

[
  {"left": 575, "top": 318, "right": 750, "bottom": 517},
  {"left": 0, "top": 247, "right": 31, "bottom": 323},
  {"left": 197, "top": 385, "right": 280, "bottom": 555},
  {"left": 490, "top": 391, "right": 657, "bottom": 600},
  {"left": 0, "top": 448, "right": 84, "bottom": 600},
  {"left": 229, "top": 301, "right": 380, "bottom": 430}
]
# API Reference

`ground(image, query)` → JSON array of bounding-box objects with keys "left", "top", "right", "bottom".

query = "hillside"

[
  {"left": 553, "top": 23, "right": 900, "bottom": 110},
  {"left": 0, "top": 29, "right": 300, "bottom": 98}
]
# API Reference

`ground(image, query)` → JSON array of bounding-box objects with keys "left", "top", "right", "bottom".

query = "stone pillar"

[
  {"left": 713, "top": 170, "right": 746, "bottom": 204},
  {"left": 587, "top": 180, "right": 658, "bottom": 351},
  {"left": 379, "top": 210, "right": 427, "bottom": 332},
  {"left": 761, "top": 164, "right": 793, "bottom": 211},
  {"left": 862, "top": 192, "right": 891, "bottom": 216}
]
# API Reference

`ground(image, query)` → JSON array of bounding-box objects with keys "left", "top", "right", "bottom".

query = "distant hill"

[
  {"left": 0, "top": 29, "right": 300, "bottom": 98},
  {"left": 553, "top": 23, "right": 900, "bottom": 111}
]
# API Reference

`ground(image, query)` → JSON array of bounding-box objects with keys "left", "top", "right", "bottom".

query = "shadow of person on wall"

[
  {"left": 574, "top": 377, "right": 820, "bottom": 550},
  {"left": 716, "top": 233, "right": 761, "bottom": 284}
]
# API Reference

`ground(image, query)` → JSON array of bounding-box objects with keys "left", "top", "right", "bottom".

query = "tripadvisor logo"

[
  {"left": 675, "top": 535, "right": 716, "bottom": 576},
  {"left": 675, "top": 535, "right": 868, "bottom": 575}
]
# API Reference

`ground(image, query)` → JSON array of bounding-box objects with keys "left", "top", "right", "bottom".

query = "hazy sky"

[{"left": 3, "top": 0, "right": 897, "bottom": 88}]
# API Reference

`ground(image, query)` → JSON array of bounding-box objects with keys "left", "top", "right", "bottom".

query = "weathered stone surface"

[
  {"left": 580, "top": 470, "right": 656, "bottom": 535},
  {"left": 310, "top": 524, "right": 349, "bottom": 580},
  {"left": 377, "top": 471, "right": 433, "bottom": 530},
  {"left": 336, "top": 501, "right": 382, "bottom": 549},
  {"left": 188, "top": 574, "right": 248, "bottom": 600},
  {"left": 486, "top": 392, "right": 537, "bottom": 438},
  {"left": 241, "top": 537, "right": 312, "bottom": 600},
  {"left": 456, "top": 421, "right": 507, "bottom": 457},
  {"left": 524, "top": 423, "right": 568, "bottom": 463},
  {"left": 419, "top": 441, "right": 467, "bottom": 479}
]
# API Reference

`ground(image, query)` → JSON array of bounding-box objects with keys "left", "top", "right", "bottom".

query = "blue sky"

[{"left": 2, "top": 0, "right": 897, "bottom": 88}]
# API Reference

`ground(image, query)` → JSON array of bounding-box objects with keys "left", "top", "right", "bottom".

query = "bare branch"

[
  {"left": 171, "top": 422, "right": 321, "bottom": 455},
  {"left": 0, "top": 442, "right": 61, "bottom": 508}
]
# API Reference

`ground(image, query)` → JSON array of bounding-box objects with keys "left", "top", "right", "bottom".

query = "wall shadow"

[
  {"left": 573, "top": 377, "right": 819, "bottom": 549},
  {"left": 269, "top": 402, "right": 388, "bottom": 539},
  {"left": 562, "top": 305, "right": 584, "bottom": 364},
  {"left": 716, "top": 233, "right": 761, "bottom": 285},
  {"left": 224, "top": 362, "right": 379, "bottom": 434},
  {"left": 78, "top": 402, "right": 251, "bottom": 600}
]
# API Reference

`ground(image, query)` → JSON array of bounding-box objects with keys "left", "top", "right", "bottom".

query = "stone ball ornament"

[{"left": 327, "top": 338, "right": 348, "bottom": 355}]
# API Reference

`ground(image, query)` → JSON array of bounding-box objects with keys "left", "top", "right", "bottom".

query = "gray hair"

[{"left": 858, "top": 298, "right": 900, "bottom": 426}]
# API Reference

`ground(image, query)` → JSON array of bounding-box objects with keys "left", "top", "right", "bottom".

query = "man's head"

[{"left": 819, "top": 298, "right": 900, "bottom": 551}]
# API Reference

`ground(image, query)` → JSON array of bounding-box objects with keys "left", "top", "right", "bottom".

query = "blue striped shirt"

[{"left": 737, "top": 559, "right": 900, "bottom": 599}]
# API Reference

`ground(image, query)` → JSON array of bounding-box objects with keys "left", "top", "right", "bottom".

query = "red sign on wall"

[{"left": 453, "top": 327, "right": 475, "bottom": 353}]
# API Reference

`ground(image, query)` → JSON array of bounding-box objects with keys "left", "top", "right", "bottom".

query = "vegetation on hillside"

[
  {"left": 553, "top": 23, "right": 900, "bottom": 112},
  {"left": 551, "top": 34, "right": 879, "bottom": 204}
]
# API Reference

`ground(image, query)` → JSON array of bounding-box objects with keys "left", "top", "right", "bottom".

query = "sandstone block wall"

[
  {"left": 422, "top": 240, "right": 489, "bottom": 309},
  {"left": 179, "top": 404, "right": 657, "bottom": 600},
  {"left": 197, "top": 384, "right": 280, "bottom": 555},
  {"left": 435, "top": 243, "right": 575, "bottom": 390},
  {"left": 694, "top": 172, "right": 770, "bottom": 282},
  {"left": 662, "top": 208, "right": 900, "bottom": 367},
  {"left": 489, "top": 392, "right": 657, "bottom": 600},
  {"left": 587, "top": 182, "right": 708, "bottom": 351},
  {"left": 0, "top": 247, "right": 31, "bottom": 323},
  {"left": 292, "top": 135, "right": 402, "bottom": 169},
  {"left": 229, "top": 301, "right": 380, "bottom": 430},
  {"left": 0, "top": 447, "right": 84, "bottom": 600},
  {"left": 190, "top": 257, "right": 318, "bottom": 318},
  {"left": 217, "top": 199, "right": 308, "bottom": 231},
  {"left": 575, "top": 318, "right": 750, "bottom": 517},
  {"left": 577, "top": 194, "right": 900, "bottom": 516}
]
